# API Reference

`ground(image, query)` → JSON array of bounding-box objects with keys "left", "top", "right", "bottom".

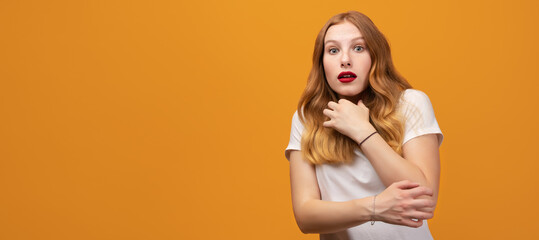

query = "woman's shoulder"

[
  {"left": 400, "top": 89, "right": 434, "bottom": 109},
  {"left": 401, "top": 88, "right": 430, "bottom": 102},
  {"left": 289, "top": 109, "right": 305, "bottom": 129},
  {"left": 399, "top": 89, "right": 443, "bottom": 145},
  {"left": 291, "top": 108, "right": 306, "bottom": 123}
]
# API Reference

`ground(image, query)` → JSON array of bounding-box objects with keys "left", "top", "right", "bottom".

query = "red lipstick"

[{"left": 338, "top": 71, "right": 357, "bottom": 83}]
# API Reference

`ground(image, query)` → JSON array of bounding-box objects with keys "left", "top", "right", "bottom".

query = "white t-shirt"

[{"left": 285, "top": 89, "right": 443, "bottom": 240}]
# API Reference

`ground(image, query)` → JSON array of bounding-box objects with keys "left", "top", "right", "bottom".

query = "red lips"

[{"left": 338, "top": 71, "right": 357, "bottom": 83}]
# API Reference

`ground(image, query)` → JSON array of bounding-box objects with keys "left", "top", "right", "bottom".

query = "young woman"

[{"left": 285, "top": 11, "right": 443, "bottom": 239}]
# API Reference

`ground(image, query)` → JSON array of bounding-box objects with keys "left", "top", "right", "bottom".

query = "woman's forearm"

[
  {"left": 355, "top": 133, "right": 440, "bottom": 199},
  {"left": 293, "top": 197, "right": 372, "bottom": 234},
  {"left": 360, "top": 134, "right": 427, "bottom": 185}
]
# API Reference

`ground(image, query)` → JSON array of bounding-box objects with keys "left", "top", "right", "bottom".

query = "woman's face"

[{"left": 323, "top": 21, "right": 372, "bottom": 102}]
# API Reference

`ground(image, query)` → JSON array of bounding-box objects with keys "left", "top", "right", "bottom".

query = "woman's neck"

[{"left": 338, "top": 92, "right": 367, "bottom": 104}]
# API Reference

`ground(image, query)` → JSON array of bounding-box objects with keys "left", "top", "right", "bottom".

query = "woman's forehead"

[{"left": 324, "top": 22, "right": 363, "bottom": 43}]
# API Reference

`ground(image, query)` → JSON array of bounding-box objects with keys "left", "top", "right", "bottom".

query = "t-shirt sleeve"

[
  {"left": 284, "top": 110, "right": 304, "bottom": 161},
  {"left": 400, "top": 89, "right": 444, "bottom": 146}
]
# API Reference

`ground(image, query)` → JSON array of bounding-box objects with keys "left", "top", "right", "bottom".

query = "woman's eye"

[
  {"left": 354, "top": 46, "right": 364, "bottom": 52},
  {"left": 329, "top": 48, "right": 338, "bottom": 54}
]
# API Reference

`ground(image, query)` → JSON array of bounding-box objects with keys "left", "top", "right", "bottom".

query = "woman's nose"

[{"left": 341, "top": 53, "right": 351, "bottom": 67}]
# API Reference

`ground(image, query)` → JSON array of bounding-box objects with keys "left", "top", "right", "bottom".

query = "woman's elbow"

[
  {"left": 296, "top": 220, "right": 317, "bottom": 234},
  {"left": 293, "top": 208, "right": 318, "bottom": 234},
  {"left": 296, "top": 222, "right": 310, "bottom": 234}
]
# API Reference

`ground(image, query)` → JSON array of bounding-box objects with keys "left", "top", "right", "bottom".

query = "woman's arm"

[
  {"left": 289, "top": 150, "right": 370, "bottom": 233},
  {"left": 359, "top": 133, "right": 440, "bottom": 202},
  {"left": 289, "top": 150, "right": 436, "bottom": 234},
  {"left": 323, "top": 98, "right": 441, "bottom": 204}
]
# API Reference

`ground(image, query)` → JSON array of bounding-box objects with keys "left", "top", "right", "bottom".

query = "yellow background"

[{"left": 1, "top": 0, "right": 538, "bottom": 239}]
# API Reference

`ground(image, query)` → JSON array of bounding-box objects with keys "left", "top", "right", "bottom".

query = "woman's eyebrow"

[{"left": 324, "top": 37, "right": 365, "bottom": 45}]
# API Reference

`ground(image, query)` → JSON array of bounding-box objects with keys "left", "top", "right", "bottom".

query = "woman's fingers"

[
  {"left": 322, "top": 109, "right": 334, "bottom": 128},
  {"left": 322, "top": 120, "right": 332, "bottom": 127},
  {"left": 327, "top": 101, "right": 338, "bottom": 110},
  {"left": 407, "top": 210, "right": 433, "bottom": 220},
  {"left": 322, "top": 108, "right": 334, "bottom": 118},
  {"left": 417, "top": 206, "right": 435, "bottom": 213},
  {"left": 409, "top": 198, "right": 435, "bottom": 210},
  {"left": 403, "top": 218, "right": 424, "bottom": 228},
  {"left": 378, "top": 181, "right": 436, "bottom": 228},
  {"left": 406, "top": 186, "right": 433, "bottom": 198}
]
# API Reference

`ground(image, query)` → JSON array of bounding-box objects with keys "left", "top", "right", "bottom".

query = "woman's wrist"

[
  {"left": 352, "top": 198, "right": 374, "bottom": 223},
  {"left": 370, "top": 195, "right": 377, "bottom": 225},
  {"left": 353, "top": 125, "right": 377, "bottom": 145}
]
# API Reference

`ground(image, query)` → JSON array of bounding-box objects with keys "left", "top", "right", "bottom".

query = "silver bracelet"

[{"left": 371, "top": 195, "right": 377, "bottom": 225}]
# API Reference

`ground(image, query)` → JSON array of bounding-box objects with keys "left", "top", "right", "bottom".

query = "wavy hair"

[{"left": 298, "top": 11, "right": 412, "bottom": 165}]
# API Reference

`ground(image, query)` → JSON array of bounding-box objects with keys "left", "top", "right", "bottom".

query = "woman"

[{"left": 285, "top": 11, "right": 443, "bottom": 239}]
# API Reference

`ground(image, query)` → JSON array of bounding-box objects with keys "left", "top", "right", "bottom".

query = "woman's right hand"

[{"left": 373, "top": 180, "right": 435, "bottom": 228}]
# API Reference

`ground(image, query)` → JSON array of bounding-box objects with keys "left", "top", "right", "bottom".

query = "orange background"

[{"left": 1, "top": 0, "right": 538, "bottom": 239}]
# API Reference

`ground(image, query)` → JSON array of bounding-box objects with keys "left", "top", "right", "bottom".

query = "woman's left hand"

[{"left": 322, "top": 99, "right": 376, "bottom": 142}]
